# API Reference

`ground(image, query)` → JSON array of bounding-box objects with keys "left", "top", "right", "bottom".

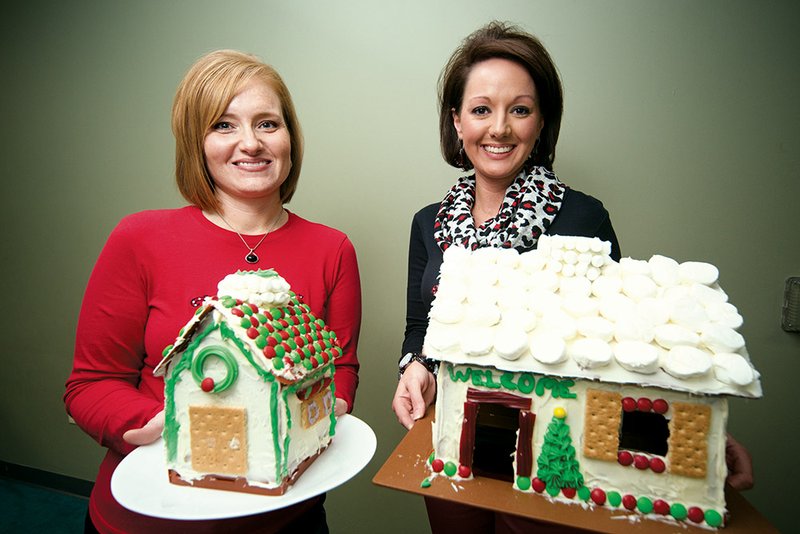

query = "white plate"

[{"left": 111, "top": 414, "right": 376, "bottom": 520}]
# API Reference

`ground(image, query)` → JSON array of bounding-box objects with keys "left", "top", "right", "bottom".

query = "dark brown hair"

[
  {"left": 438, "top": 21, "right": 563, "bottom": 171},
  {"left": 172, "top": 50, "right": 304, "bottom": 211}
]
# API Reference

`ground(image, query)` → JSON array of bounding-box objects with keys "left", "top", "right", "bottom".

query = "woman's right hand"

[
  {"left": 392, "top": 361, "right": 436, "bottom": 429},
  {"left": 122, "top": 410, "right": 165, "bottom": 446}
]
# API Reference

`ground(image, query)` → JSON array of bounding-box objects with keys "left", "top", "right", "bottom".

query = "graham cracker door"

[{"left": 189, "top": 405, "right": 248, "bottom": 476}]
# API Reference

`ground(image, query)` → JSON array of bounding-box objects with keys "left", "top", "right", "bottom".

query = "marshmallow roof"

[{"left": 423, "top": 236, "right": 762, "bottom": 398}]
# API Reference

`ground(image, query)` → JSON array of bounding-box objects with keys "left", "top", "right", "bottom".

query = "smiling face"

[
  {"left": 453, "top": 58, "right": 544, "bottom": 187},
  {"left": 203, "top": 79, "right": 292, "bottom": 207}
]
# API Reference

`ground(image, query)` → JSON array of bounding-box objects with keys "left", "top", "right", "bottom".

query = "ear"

[{"left": 451, "top": 107, "right": 463, "bottom": 138}]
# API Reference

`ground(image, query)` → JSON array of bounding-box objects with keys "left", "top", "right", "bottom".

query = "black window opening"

[
  {"left": 471, "top": 403, "right": 520, "bottom": 482},
  {"left": 619, "top": 410, "right": 670, "bottom": 456}
]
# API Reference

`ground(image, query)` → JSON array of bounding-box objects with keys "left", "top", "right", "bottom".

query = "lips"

[
  {"left": 483, "top": 145, "right": 513, "bottom": 154},
  {"left": 233, "top": 159, "right": 271, "bottom": 170}
]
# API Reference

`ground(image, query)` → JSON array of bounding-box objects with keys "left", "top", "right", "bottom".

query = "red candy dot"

[
  {"left": 634, "top": 455, "right": 649, "bottom": 470},
  {"left": 250, "top": 316, "right": 259, "bottom": 327},
  {"left": 532, "top": 478, "right": 546, "bottom": 493},
  {"left": 637, "top": 397, "right": 653, "bottom": 412},
  {"left": 618, "top": 451, "right": 634, "bottom": 466},
  {"left": 263, "top": 346, "right": 276, "bottom": 359},
  {"left": 590, "top": 488, "right": 606, "bottom": 506},
  {"left": 231, "top": 308, "right": 244, "bottom": 317},
  {"left": 562, "top": 487, "right": 576, "bottom": 499},
  {"left": 621, "top": 397, "right": 637, "bottom": 412},
  {"left": 687, "top": 507, "right": 705, "bottom": 523},
  {"left": 652, "top": 399, "right": 669, "bottom": 414},
  {"left": 622, "top": 494, "right": 637, "bottom": 510},
  {"left": 246, "top": 327, "right": 259, "bottom": 339},
  {"left": 649, "top": 457, "right": 666, "bottom": 473},
  {"left": 279, "top": 330, "right": 290, "bottom": 340},
  {"left": 458, "top": 465, "right": 471, "bottom": 478},
  {"left": 248, "top": 303, "right": 259, "bottom": 313},
  {"left": 283, "top": 356, "right": 294, "bottom": 367},
  {"left": 431, "top": 459, "right": 444, "bottom": 473},
  {"left": 653, "top": 499, "right": 670, "bottom": 515},
  {"left": 200, "top": 377, "right": 215, "bottom": 392}
]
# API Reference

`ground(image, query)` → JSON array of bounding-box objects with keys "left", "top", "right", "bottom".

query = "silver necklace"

[{"left": 218, "top": 208, "right": 284, "bottom": 264}]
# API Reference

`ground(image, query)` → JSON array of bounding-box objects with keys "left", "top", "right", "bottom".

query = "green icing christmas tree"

[{"left": 536, "top": 409, "right": 584, "bottom": 490}]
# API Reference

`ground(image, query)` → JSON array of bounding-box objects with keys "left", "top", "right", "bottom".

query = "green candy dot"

[
  {"left": 322, "top": 330, "right": 330, "bottom": 339},
  {"left": 578, "top": 486, "right": 591, "bottom": 501},
  {"left": 274, "top": 345, "right": 286, "bottom": 358},
  {"left": 637, "top": 497, "right": 653, "bottom": 514},
  {"left": 299, "top": 325, "right": 308, "bottom": 334},
  {"left": 239, "top": 317, "right": 251, "bottom": 328},
  {"left": 288, "top": 339, "right": 298, "bottom": 350},
  {"left": 178, "top": 327, "right": 185, "bottom": 336},
  {"left": 428, "top": 452, "right": 435, "bottom": 464},
  {"left": 272, "top": 358, "right": 284, "bottom": 370},
  {"left": 705, "top": 509, "right": 723, "bottom": 527},
  {"left": 670, "top": 503, "right": 687, "bottom": 520},
  {"left": 270, "top": 308, "right": 282, "bottom": 319},
  {"left": 221, "top": 297, "right": 235, "bottom": 308},
  {"left": 241, "top": 306, "right": 253, "bottom": 316},
  {"left": 420, "top": 478, "right": 431, "bottom": 488},
  {"left": 255, "top": 313, "right": 267, "bottom": 324},
  {"left": 257, "top": 326, "right": 269, "bottom": 336},
  {"left": 444, "top": 462, "right": 457, "bottom": 477},
  {"left": 546, "top": 485, "right": 560, "bottom": 497},
  {"left": 292, "top": 352, "right": 302, "bottom": 364},
  {"left": 516, "top": 477, "right": 531, "bottom": 491},
  {"left": 607, "top": 491, "right": 622, "bottom": 507},
  {"left": 303, "top": 347, "right": 312, "bottom": 358},
  {"left": 255, "top": 335, "right": 267, "bottom": 349},
  {"left": 303, "top": 360, "right": 313, "bottom": 370}
]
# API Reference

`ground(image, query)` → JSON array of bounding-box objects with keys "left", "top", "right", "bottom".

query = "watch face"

[{"left": 399, "top": 353, "right": 413, "bottom": 368}]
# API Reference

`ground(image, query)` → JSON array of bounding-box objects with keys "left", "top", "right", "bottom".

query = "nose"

[
  {"left": 239, "top": 127, "right": 262, "bottom": 152},
  {"left": 490, "top": 114, "right": 510, "bottom": 137}
]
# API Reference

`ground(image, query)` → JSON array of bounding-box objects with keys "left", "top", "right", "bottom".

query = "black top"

[{"left": 402, "top": 187, "right": 621, "bottom": 356}]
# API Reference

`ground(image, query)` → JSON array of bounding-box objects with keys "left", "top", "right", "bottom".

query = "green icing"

[
  {"left": 190, "top": 345, "right": 239, "bottom": 393},
  {"left": 536, "top": 415, "right": 584, "bottom": 490},
  {"left": 447, "top": 365, "right": 575, "bottom": 398}
]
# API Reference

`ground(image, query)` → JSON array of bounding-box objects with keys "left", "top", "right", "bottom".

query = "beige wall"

[{"left": 2, "top": 1, "right": 797, "bottom": 532}]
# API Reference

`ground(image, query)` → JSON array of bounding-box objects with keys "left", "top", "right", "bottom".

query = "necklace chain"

[{"left": 218, "top": 208, "right": 284, "bottom": 264}]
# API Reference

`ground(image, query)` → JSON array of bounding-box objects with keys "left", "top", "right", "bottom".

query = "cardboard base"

[{"left": 373, "top": 409, "right": 777, "bottom": 533}]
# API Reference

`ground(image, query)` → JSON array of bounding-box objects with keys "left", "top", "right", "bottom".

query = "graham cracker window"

[
  {"left": 668, "top": 402, "right": 711, "bottom": 479},
  {"left": 301, "top": 388, "right": 333, "bottom": 428},
  {"left": 189, "top": 405, "right": 248, "bottom": 475},
  {"left": 583, "top": 389, "right": 622, "bottom": 461}
]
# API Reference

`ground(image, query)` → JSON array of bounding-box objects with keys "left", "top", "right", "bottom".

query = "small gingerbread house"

[
  {"left": 422, "top": 236, "right": 761, "bottom": 528},
  {"left": 154, "top": 269, "right": 342, "bottom": 495}
]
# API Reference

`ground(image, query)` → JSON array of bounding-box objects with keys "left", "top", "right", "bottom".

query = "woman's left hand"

[
  {"left": 334, "top": 398, "right": 348, "bottom": 417},
  {"left": 725, "top": 433, "right": 754, "bottom": 490},
  {"left": 123, "top": 410, "right": 165, "bottom": 446}
]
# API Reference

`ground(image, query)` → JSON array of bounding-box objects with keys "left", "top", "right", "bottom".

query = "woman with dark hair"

[
  {"left": 391, "top": 21, "right": 751, "bottom": 533},
  {"left": 65, "top": 50, "right": 361, "bottom": 533}
]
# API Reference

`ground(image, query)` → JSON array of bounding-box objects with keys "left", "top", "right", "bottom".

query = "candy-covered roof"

[
  {"left": 423, "top": 236, "right": 762, "bottom": 398},
  {"left": 154, "top": 270, "right": 342, "bottom": 383}
]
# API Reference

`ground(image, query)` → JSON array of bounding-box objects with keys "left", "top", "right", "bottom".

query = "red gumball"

[
  {"left": 458, "top": 465, "right": 471, "bottom": 478},
  {"left": 649, "top": 457, "right": 666, "bottom": 473},
  {"left": 633, "top": 455, "right": 649, "bottom": 470},
  {"left": 687, "top": 507, "right": 705, "bottom": 523},
  {"left": 618, "top": 451, "right": 634, "bottom": 466},
  {"left": 652, "top": 398, "right": 669, "bottom": 414},
  {"left": 622, "top": 494, "right": 637, "bottom": 510},
  {"left": 431, "top": 459, "right": 444, "bottom": 473},
  {"left": 590, "top": 488, "right": 606, "bottom": 506},
  {"left": 621, "top": 397, "right": 637, "bottom": 412},
  {"left": 532, "top": 478, "right": 546, "bottom": 493},
  {"left": 200, "top": 377, "right": 215, "bottom": 392},
  {"left": 636, "top": 397, "right": 653, "bottom": 412},
  {"left": 653, "top": 499, "right": 670, "bottom": 515},
  {"left": 562, "top": 487, "right": 576, "bottom": 499}
]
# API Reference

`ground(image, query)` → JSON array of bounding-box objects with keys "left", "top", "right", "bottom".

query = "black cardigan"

[{"left": 401, "top": 187, "right": 621, "bottom": 357}]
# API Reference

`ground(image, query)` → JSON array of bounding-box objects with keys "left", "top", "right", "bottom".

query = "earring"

[
  {"left": 457, "top": 139, "right": 466, "bottom": 168},
  {"left": 527, "top": 138, "right": 540, "bottom": 162}
]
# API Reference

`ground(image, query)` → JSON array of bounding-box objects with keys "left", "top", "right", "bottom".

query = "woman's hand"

[
  {"left": 392, "top": 361, "right": 436, "bottom": 429},
  {"left": 725, "top": 433, "right": 754, "bottom": 490},
  {"left": 334, "top": 398, "right": 348, "bottom": 417},
  {"left": 123, "top": 410, "right": 165, "bottom": 446}
]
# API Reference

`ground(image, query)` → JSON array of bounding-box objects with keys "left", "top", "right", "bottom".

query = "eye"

[
  {"left": 471, "top": 105, "right": 490, "bottom": 116},
  {"left": 212, "top": 121, "right": 233, "bottom": 131},
  {"left": 511, "top": 106, "right": 531, "bottom": 116},
  {"left": 258, "top": 119, "right": 280, "bottom": 130}
]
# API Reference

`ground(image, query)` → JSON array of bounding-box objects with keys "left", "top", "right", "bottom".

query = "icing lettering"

[{"left": 447, "top": 365, "right": 575, "bottom": 398}]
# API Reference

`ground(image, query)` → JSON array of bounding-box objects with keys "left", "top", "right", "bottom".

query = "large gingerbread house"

[
  {"left": 422, "top": 236, "right": 761, "bottom": 528},
  {"left": 154, "top": 269, "right": 341, "bottom": 495}
]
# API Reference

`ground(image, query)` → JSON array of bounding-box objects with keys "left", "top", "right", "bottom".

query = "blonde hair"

[{"left": 172, "top": 50, "right": 304, "bottom": 210}]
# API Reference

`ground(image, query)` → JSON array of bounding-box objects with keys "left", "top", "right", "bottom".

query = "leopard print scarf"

[{"left": 433, "top": 166, "right": 565, "bottom": 252}]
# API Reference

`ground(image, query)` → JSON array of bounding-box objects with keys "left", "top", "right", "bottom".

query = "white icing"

[
  {"left": 217, "top": 271, "right": 290, "bottom": 308},
  {"left": 568, "top": 338, "right": 612, "bottom": 369},
  {"left": 678, "top": 261, "right": 719, "bottom": 285},
  {"left": 662, "top": 346, "right": 712, "bottom": 378},
  {"left": 461, "top": 327, "right": 494, "bottom": 357},
  {"left": 528, "top": 332, "right": 567, "bottom": 364},
  {"left": 701, "top": 324, "right": 746, "bottom": 353},
  {"left": 494, "top": 327, "right": 528, "bottom": 361},
  {"left": 613, "top": 341, "right": 660, "bottom": 374},
  {"left": 713, "top": 352, "right": 756, "bottom": 386},
  {"left": 654, "top": 323, "right": 700, "bottom": 349}
]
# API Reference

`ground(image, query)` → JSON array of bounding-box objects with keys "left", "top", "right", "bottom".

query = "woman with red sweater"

[{"left": 65, "top": 50, "right": 361, "bottom": 534}]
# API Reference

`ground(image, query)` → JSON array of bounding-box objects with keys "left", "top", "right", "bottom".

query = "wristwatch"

[{"left": 398, "top": 352, "right": 439, "bottom": 378}]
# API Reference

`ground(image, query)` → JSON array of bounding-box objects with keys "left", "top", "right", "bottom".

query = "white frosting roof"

[{"left": 423, "top": 235, "right": 762, "bottom": 398}]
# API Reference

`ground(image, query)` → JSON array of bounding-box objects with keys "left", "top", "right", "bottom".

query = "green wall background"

[{"left": 2, "top": 1, "right": 797, "bottom": 532}]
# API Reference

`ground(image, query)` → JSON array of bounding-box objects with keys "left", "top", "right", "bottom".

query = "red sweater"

[{"left": 64, "top": 206, "right": 361, "bottom": 533}]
